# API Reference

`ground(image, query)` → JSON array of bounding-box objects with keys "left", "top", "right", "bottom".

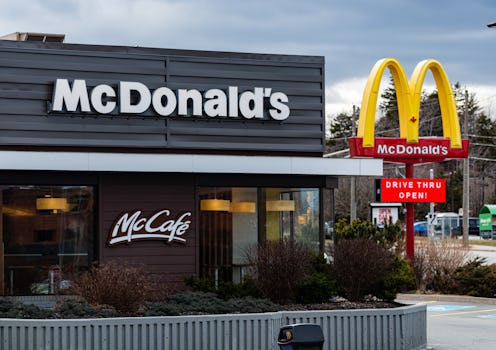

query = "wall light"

[
  {"left": 36, "top": 197, "right": 69, "bottom": 213},
  {"left": 266, "top": 200, "right": 295, "bottom": 212},
  {"left": 230, "top": 201, "right": 256, "bottom": 213},
  {"left": 200, "top": 199, "right": 231, "bottom": 211}
]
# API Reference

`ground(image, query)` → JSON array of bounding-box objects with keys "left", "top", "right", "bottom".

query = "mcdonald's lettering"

[
  {"left": 376, "top": 144, "right": 448, "bottom": 156},
  {"left": 348, "top": 58, "right": 469, "bottom": 164}
]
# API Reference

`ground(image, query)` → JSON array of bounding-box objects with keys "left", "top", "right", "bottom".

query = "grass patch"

[{"left": 470, "top": 239, "right": 496, "bottom": 247}]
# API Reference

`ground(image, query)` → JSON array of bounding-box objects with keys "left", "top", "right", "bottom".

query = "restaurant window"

[
  {"left": 263, "top": 188, "right": 320, "bottom": 252},
  {"left": 1, "top": 185, "right": 95, "bottom": 295},
  {"left": 199, "top": 187, "right": 258, "bottom": 282},
  {"left": 198, "top": 186, "right": 323, "bottom": 283}
]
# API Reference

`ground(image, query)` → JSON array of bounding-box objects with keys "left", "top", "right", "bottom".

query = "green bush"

[
  {"left": 381, "top": 255, "right": 415, "bottom": 301},
  {"left": 296, "top": 272, "right": 338, "bottom": 303},
  {"left": 226, "top": 296, "right": 279, "bottom": 314},
  {"left": 163, "top": 291, "right": 232, "bottom": 314},
  {"left": 184, "top": 276, "right": 261, "bottom": 300},
  {"left": 445, "top": 258, "right": 496, "bottom": 297},
  {"left": 0, "top": 300, "right": 52, "bottom": 319},
  {"left": 295, "top": 254, "right": 339, "bottom": 303},
  {"left": 54, "top": 299, "right": 118, "bottom": 318},
  {"left": 143, "top": 291, "right": 279, "bottom": 316},
  {"left": 335, "top": 218, "right": 404, "bottom": 247}
]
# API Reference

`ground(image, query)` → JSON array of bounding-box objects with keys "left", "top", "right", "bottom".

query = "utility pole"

[
  {"left": 350, "top": 105, "right": 357, "bottom": 223},
  {"left": 428, "top": 168, "right": 435, "bottom": 237},
  {"left": 462, "top": 90, "right": 469, "bottom": 247}
]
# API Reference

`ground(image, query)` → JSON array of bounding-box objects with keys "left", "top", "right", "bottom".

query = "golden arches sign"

[{"left": 349, "top": 58, "right": 468, "bottom": 163}]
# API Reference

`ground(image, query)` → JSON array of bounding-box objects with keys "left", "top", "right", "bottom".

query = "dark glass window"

[
  {"left": 1, "top": 186, "right": 95, "bottom": 295},
  {"left": 198, "top": 186, "right": 328, "bottom": 283}
]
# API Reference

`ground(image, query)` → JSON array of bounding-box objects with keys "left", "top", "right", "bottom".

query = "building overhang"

[{"left": 0, "top": 151, "right": 383, "bottom": 177}]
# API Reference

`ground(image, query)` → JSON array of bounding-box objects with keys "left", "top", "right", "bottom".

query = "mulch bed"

[{"left": 280, "top": 301, "right": 403, "bottom": 311}]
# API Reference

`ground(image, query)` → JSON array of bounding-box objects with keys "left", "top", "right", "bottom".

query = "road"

[
  {"left": 397, "top": 297, "right": 496, "bottom": 350},
  {"left": 466, "top": 235, "right": 496, "bottom": 264},
  {"left": 470, "top": 245, "right": 496, "bottom": 265}
]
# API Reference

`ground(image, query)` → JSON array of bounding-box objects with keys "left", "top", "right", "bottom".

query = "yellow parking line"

[{"left": 431, "top": 308, "right": 496, "bottom": 317}]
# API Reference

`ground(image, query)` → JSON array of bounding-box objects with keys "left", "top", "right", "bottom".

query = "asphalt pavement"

[
  {"left": 397, "top": 294, "right": 496, "bottom": 350},
  {"left": 396, "top": 241, "right": 496, "bottom": 349},
  {"left": 468, "top": 241, "right": 496, "bottom": 264}
]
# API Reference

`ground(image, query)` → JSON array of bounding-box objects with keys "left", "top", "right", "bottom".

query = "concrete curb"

[{"left": 397, "top": 293, "right": 496, "bottom": 305}]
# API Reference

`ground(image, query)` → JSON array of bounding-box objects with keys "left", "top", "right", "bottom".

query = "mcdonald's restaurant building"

[{"left": 0, "top": 34, "right": 381, "bottom": 296}]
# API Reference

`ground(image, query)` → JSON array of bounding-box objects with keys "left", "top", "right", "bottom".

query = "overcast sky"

[{"left": 1, "top": 0, "right": 495, "bottom": 118}]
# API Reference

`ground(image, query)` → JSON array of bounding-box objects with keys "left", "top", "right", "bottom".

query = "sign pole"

[{"left": 405, "top": 163, "right": 415, "bottom": 259}]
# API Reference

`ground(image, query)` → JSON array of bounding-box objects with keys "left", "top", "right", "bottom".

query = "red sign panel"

[
  {"left": 381, "top": 178, "right": 446, "bottom": 203},
  {"left": 348, "top": 137, "right": 469, "bottom": 164}
]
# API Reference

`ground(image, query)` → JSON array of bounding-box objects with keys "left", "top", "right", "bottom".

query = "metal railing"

[{"left": 0, "top": 304, "right": 426, "bottom": 350}]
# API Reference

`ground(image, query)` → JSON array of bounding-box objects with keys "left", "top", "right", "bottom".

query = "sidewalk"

[
  {"left": 468, "top": 242, "right": 496, "bottom": 264},
  {"left": 396, "top": 293, "right": 496, "bottom": 305},
  {"left": 469, "top": 243, "right": 496, "bottom": 252}
]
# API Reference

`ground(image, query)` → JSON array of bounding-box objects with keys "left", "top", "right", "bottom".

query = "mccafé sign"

[
  {"left": 108, "top": 209, "right": 192, "bottom": 246},
  {"left": 51, "top": 79, "right": 290, "bottom": 121},
  {"left": 348, "top": 58, "right": 469, "bottom": 163}
]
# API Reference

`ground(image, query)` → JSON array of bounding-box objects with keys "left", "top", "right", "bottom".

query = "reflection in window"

[
  {"left": 198, "top": 186, "right": 325, "bottom": 283},
  {"left": 264, "top": 188, "right": 320, "bottom": 252},
  {"left": 1, "top": 186, "right": 94, "bottom": 295},
  {"left": 199, "top": 187, "right": 258, "bottom": 283}
]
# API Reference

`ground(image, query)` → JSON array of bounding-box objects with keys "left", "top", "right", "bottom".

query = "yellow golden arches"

[{"left": 357, "top": 58, "right": 462, "bottom": 149}]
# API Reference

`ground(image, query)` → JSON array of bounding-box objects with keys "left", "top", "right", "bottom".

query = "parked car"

[
  {"left": 480, "top": 224, "right": 496, "bottom": 240},
  {"left": 324, "top": 221, "right": 334, "bottom": 239},
  {"left": 453, "top": 217, "right": 480, "bottom": 236},
  {"left": 413, "top": 221, "right": 428, "bottom": 236}
]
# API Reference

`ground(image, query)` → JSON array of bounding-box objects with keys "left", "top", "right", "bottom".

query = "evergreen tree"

[
  {"left": 327, "top": 111, "right": 354, "bottom": 153},
  {"left": 376, "top": 76, "right": 399, "bottom": 137},
  {"left": 418, "top": 91, "right": 443, "bottom": 137}
]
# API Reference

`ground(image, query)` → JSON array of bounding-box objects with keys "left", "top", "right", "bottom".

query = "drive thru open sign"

[{"left": 381, "top": 178, "right": 446, "bottom": 203}]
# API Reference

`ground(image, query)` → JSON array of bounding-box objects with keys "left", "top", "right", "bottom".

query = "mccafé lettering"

[
  {"left": 108, "top": 209, "right": 192, "bottom": 245},
  {"left": 377, "top": 144, "right": 448, "bottom": 156},
  {"left": 51, "top": 79, "right": 290, "bottom": 121}
]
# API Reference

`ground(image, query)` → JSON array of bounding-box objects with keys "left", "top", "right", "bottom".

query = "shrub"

[
  {"left": 412, "top": 239, "right": 469, "bottom": 292},
  {"left": 295, "top": 254, "right": 339, "bottom": 303},
  {"left": 70, "top": 260, "right": 156, "bottom": 314},
  {"left": 381, "top": 255, "right": 415, "bottom": 301},
  {"left": 445, "top": 258, "right": 496, "bottom": 297},
  {"left": 54, "top": 299, "right": 117, "bottom": 318},
  {"left": 335, "top": 219, "right": 405, "bottom": 256},
  {"left": 245, "top": 240, "right": 313, "bottom": 304},
  {"left": 333, "top": 238, "right": 393, "bottom": 301},
  {"left": 226, "top": 296, "right": 279, "bottom": 314},
  {"left": 296, "top": 272, "right": 338, "bottom": 303},
  {"left": 143, "top": 291, "right": 279, "bottom": 316},
  {"left": 184, "top": 276, "right": 261, "bottom": 300},
  {"left": 0, "top": 300, "right": 51, "bottom": 319}
]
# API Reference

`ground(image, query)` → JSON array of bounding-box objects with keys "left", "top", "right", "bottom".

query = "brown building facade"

[{"left": 0, "top": 37, "right": 382, "bottom": 295}]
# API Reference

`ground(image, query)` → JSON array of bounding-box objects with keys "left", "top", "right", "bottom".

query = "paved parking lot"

[
  {"left": 469, "top": 242, "right": 496, "bottom": 264},
  {"left": 397, "top": 296, "right": 496, "bottom": 350}
]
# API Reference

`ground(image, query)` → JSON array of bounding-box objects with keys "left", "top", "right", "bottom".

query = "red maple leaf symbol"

[{"left": 410, "top": 116, "right": 417, "bottom": 123}]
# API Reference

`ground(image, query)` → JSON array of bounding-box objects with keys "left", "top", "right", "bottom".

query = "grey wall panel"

[
  {"left": 0, "top": 41, "right": 325, "bottom": 154},
  {"left": 0, "top": 304, "right": 427, "bottom": 350}
]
